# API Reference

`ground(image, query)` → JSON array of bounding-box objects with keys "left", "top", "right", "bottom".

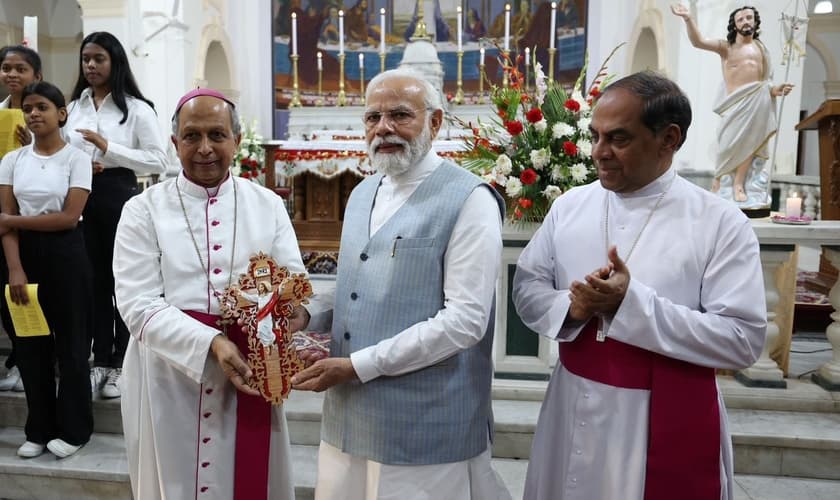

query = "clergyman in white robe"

[{"left": 513, "top": 166, "right": 767, "bottom": 500}]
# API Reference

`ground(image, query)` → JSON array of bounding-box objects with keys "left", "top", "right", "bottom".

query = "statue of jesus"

[{"left": 672, "top": 3, "right": 793, "bottom": 205}]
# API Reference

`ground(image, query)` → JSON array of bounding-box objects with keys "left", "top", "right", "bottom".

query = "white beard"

[{"left": 368, "top": 125, "right": 432, "bottom": 177}]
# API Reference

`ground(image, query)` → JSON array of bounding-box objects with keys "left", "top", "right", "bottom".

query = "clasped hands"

[{"left": 567, "top": 246, "right": 630, "bottom": 322}]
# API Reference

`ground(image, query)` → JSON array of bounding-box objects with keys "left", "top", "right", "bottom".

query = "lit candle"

[
  {"left": 479, "top": 46, "right": 485, "bottom": 64},
  {"left": 359, "top": 52, "right": 364, "bottom": 69},
  {"left": 786, "top": 196, "right": 802, "bottom": 218},
  {"left": 504, "top": 4, "right": 511, "bottom": 51},
  {"left": 380, "top": 8, "right": 386, "bottom": 55},
  {"left": 550, "top": 2, "right": 557, "bottom": 50},
  {"left": 457, "top": 6, "right": 463, "bottom": 52},
  {"left": 291, "top": 12, "right": 298, "bottom": 56},
  {"left": 525, "top": 46, "right": 530, "bottom": 67},
  {"left": 317, "top": 51, "right": 322, "bottom": 71},
  {"left": 339, "top": 10, "right": 345, "bottom": 55}
]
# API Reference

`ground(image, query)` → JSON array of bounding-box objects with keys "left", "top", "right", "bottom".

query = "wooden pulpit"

[{"left": 795, "top": 100, "right": 840, "bottom": 293}]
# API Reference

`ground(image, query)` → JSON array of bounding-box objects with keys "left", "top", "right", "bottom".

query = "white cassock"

[
  {"left": 114, "top": 173, "right": 311, "bottom": 500},
  {"left": 513, "top": 167, "right": 767, "bottom": 500}
]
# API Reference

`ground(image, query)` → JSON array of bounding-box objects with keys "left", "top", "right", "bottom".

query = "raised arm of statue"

[{"left": 671, "top": 3, "right": 726, "bottom": 56}]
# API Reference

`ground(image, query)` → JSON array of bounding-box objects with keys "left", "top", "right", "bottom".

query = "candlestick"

[
  {"left": 380, "top": 52, "right": 386, "bottom": 73},
  {"left": 478, "top": 47, "right": 486, "bottom": 104},
  {"left": 550, "top": 2, "right": 557, "bottom": 50},
  {"left": 457, "top": 6, "right": 463, "bottom": 53},
  {"left": 548, "top": 47, "right": 556, "bottom": 84},
  {"left": 455, "top": 50, "right": 464, "bottom": 104},
  {"left": 291, "top": 12, "right": 298, "bottom": 56},
  {"left": 290, "top": 54, "right": 301, "bottom": 107},
  {"left": 524, "top": 47, "right": 530, "bottom": 92},
  {"left": 360, "top": 54, "right": 366, "bottom": 105},
  {"left": 504, "top": 4, "right": 511, "bottom": 52},
  {"left": 316, "top": 52, "right": 323, "bottom": 106},
  {"left": 339, "top": 10, "right": 345, "bottom": 55},
  {"left": 786, "top": 197, "right": 802, "bottom": 218},
  {"left": 380, "top": 8, "right": 386, "bottom": 55},
  {"left": 338, "top": 53, "right": 346, "bottom": 106}
]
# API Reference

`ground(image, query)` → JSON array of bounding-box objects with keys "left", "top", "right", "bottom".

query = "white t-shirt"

[{"left": 0, "top": 143, "right": 92, "bottom": 216}]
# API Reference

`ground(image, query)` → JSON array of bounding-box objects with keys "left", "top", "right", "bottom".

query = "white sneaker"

[
  {"left": 89, "top": 367, "right": 109, "bottom": 396},
  {"left": 0, "top": 366, "right": 21, "bottom": 391},
  {"left": 47, "top": 438, "right": 83, "bottom": 458},
  {"left": 17, "top": 441, "right": 45, "bottom": 458},
  {"left": 101, "top": 368, "right": 122, "bottom": 399}
]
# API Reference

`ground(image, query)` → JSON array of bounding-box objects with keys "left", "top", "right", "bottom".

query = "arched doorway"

[{"left": 630, "top": 27, "right": 658, "bottom": 73}]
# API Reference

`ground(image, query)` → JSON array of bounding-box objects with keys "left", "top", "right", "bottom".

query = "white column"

[
  {"left": 736, "top": 245, "right": 793, "bottom": 388},
  {"left": 813, "top": 246, "right": 840, "bottom": 391}
]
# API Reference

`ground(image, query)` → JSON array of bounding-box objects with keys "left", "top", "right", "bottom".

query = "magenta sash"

[
  {"left": 185, "top": 310, "right": 271, "bottom": 500},
  {"left": 560, "top": 319, "right": 721, "bottom": 500}
]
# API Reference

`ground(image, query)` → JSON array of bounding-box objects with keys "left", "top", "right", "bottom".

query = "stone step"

[{"left": 2, "top": 426, "right": 840, "bottom": 500}]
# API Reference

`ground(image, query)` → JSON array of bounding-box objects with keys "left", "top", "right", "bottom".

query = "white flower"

[
  {"left": 534, "top": 62, "right": 547, "bottom": 105},
  {"left": 505, "top": 177, "right": 523, "bottom": 197},
  {"left": 552, "top": 122, "right": 575, "bottom": 139},
  {"left": 529, "top": 148, "right": 551, "bottom": 170},
  {"left": 570, "top": 162, "right": 589, "bottom": 183},
  {"left": 572, "top": 90, "right": 590, "bottom": 112},
  {"left": 577, "top": 139, "right": 592, "bottom": 158},
  {"left": 533, "top": 119, "right": 548, "bottom": 133},
  {"left": 577, "top": 115, "right": 591, "bottom": 134},
  {"left": 549, "top": 164, "right": 563, "bottom": 181},
  {"left": 495, "top": 154, "right": 513, "bottom": 175},
  {"left": 542, "top": 185, "right": 563, "bottom": 201}
]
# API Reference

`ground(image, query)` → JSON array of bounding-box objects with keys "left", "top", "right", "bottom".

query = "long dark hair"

[
  {"left": 69, "top": 32, "right": 154, "bottom": 124},
  {"left": 726, "top": 6, "right": 761, "bottom": 45}
]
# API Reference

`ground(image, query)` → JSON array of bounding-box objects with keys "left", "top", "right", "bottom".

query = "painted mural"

[{"left": 272, "top": 0, "right": 587, "bottom": 108}]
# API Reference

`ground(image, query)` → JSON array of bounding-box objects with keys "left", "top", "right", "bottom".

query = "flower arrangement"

[
  {"left": 233, "top": 119, "right": 266, "bottom": 183},
  {"left": 460, "top": 45, "right": 622, "bottom": 222}
]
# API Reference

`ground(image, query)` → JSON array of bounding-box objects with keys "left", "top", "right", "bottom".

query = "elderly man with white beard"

[{"left": 291, "top": 68, "right": 512, "bottom": 500}]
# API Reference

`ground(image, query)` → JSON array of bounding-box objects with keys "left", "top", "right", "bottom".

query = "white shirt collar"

[
  {"left": 383, "top": 149, "right": 441, "bottom": 186},
  {"left": 614, "top": 165, "right": 677, "bottom": 199},
  {"left": 177, "top": 170, "right": 234, "bottom": 198}
]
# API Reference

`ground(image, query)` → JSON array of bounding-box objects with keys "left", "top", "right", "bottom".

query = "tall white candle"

[
  {"left": 380, "top": 8, "right": 386, "bottom": 55},
  {"left": 339, "top": 10, "right": 345, "bottom": 55},
  {"left": 359, "top": 52, "right": 364, "bottom": 69},
  {"left": 479, "top": 46, "right": 485, "bottom": 64},
  {"left": 457, "top": 6, "right": 463, "bottom": 52},
  {"left": 317, "top": 51, "right": 323, "bottom": 71},
  {"left": 525, "top": 47, "right": 530, "bottom": 66},
  {"left": 504, "top": 4, "right": 511, "bottom": 51},
  {"left": 23, "top": 16, "right": 38, "bottom": 51},
  {"left": 550, "top": 2, "right": 557, "bottom": 50},
  {"left": 291, "top": 12, "right": 298, "bottom": 56}
]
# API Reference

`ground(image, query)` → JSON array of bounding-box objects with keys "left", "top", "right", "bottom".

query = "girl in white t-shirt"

[{"left": 0, "top": 81, "right": 93, "bottom": 459}]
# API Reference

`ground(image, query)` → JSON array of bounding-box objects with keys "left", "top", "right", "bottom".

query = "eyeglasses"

[{"left": 362, "top": 107, "right": 431, "bottom": 128}]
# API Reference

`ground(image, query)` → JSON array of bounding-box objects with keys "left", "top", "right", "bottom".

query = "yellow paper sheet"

[
  {"left": 4, "top": 284, "right": 50, "bottom": 337},
  {"left": 0, "top": 109, "right": 26, "bottom": 158}
]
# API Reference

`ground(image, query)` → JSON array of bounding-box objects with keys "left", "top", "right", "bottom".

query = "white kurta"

[
  {"left": 512, "top": 168, "right": 767, "bottom": 500},
  {"left": 113, "top": 173, "right": 304, "bottom": 500}
]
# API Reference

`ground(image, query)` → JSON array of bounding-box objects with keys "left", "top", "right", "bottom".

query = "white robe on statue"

[
  {"left": 114, "top": 173, "right": 309, "bottom": 500},
  {"left": 713, "top": 40, "right": 776, "bottom": 178},
  {"left": 512, "top": 168, "right": 767, "bottom": 500}
]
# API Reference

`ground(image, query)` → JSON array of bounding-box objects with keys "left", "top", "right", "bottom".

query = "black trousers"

[
  {"left": 0, "top": 246, "right": 18, "bottom": 369},
  {"left": 84, "top": 168, "right": 137, "bottom": 368},
  {"left": 16, "top": 226, "right": 93, "bottom": 446}
]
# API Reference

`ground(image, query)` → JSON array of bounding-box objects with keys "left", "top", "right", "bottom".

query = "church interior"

[{"left": 1, "top": 0, "right": 840, "bottom": 498}]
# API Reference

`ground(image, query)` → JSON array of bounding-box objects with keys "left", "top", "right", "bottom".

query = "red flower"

[
  {"left": 563, "top": 141, "right": 578, "bottom": 156},
  {"left": 514, "top": 207, "right": 523, "bottom": 219},
  {"left": 505, "top": 120, "right": 524, "bottom": 136},
  {"left": 446, "top": 93, "right": 454, "bottom": 102},
  {"left": 520, "top": 168, "right": 538, "bottom": 185},
  {"left": 498, "top": 109, "right": 508, "bottom": 120},
  {"left": 564, "top": 99, "right": 581, "bottom": 112},
  {"left": 589, "top": 87, "right": 601, "bottom": 97},
  {"left": 518, "top": 198, "right": 533, "bottom": 209},
  {"left": 525, "top": 108, "right": 543, "bottom": 124}
]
